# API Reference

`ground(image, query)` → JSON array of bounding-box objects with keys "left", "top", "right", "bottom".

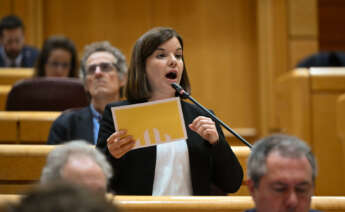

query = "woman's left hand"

[{"left": 189, "top": 116, "right": 219, "bottom": 144}]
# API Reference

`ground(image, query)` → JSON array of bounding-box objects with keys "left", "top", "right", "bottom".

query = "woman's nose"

[{"left": 168, "top": 55, "right": 177, "bottom": 67}]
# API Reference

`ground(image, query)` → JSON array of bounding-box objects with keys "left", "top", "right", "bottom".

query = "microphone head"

[
  {"left": 171, "top": 83, "right": 182, "bottom": 92},
  {"left": 171, "top": 83, "right": 189, "bottom": 98}
]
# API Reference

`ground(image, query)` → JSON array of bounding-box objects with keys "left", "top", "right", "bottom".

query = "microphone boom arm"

[{"left": 171, "top": 83, "right": 252, "bottom": 149}]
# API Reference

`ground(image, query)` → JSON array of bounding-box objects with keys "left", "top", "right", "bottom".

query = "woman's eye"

[
  {"left": 156, "top": 54, "right": 166, "bottom": 58},
  {"left": 175, "top": 54, "right": 183, "bottom": 59}
]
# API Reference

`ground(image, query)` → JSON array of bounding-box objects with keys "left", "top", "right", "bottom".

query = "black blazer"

[
  {"left": 96, "top": 100, "right": 243, "bottom": 195},
  {"left": 0, "top": 46, "right": 39, "bottom": 67},
  {"left": 47, "top": 106, "right": 94, "bottom": 145}
]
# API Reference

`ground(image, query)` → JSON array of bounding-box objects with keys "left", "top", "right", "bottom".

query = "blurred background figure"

[
  {"left": 34, "top": 35, "right": 78, "bottom": 78},
  {"left": 47, "top": 41, "right": 127, "bottom": 145},
  {"left": 0, "top": 15, "right": 39, "bottom": 67},
  {"left": 40, "top": 140, "right": 113, "bottom": 194},
  {"left": 11, "top": 183, "right": 120, "bottom": 212},
  {"left": 297, "top": 51, "right": 345, "bottom": 68}
]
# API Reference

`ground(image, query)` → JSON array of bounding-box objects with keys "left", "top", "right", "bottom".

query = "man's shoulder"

[{"left": 55, "top": 107, "right": 91, "bottom": 122}]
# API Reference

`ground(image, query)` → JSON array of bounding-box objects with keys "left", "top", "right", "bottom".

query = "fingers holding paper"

[
  {"left": 107, "top": 129, "right": 135, "bottom": 159},
  {"left": 189, "top": 116, "right": 219, "bottom": 145}
]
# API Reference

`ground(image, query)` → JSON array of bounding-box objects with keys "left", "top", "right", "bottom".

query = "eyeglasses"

[
  {"left": 86, "top": 62, "right": 117, "bottom": 75},
  {"left": 47, "top": 61, "right": 70, "bottom": 69}
]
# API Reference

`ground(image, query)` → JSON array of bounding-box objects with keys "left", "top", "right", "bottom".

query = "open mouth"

[{"left": 165, "top": 71, "right": 177, "bottom": 80}]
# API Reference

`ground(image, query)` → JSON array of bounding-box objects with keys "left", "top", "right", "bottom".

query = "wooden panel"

[
  {"left": 0, "top": 68, "right": 33, "bottom": 85},
  {"left": 11, "top": 0, "right": 43, "bottom": 47},
  {"left": 337, "top": 94, "right": 345, "bottom": 174},
  {"left": 276, "top": 69, "right": 312, "bottom": 143},
  {"left": 43, "top": 0, "right": 152, "bottom": 57},
  {"left": 276, "top": 68, "right": 345, "bottom": 195},
  {"left": 1, "top": 195, "right": 345, "bottom": 212},
  {"left": 289, "top": 40, "right": 319, "bottom": 69},
  {"left": 310, "top": 68, "right": 345, "bottom": 91},
  {"left": 19, "top": 113, "right": 59, "bottom": 143},
  {"left": 42, "top": 0, "right": 258, "bottom": 134},
  {"left": 0, "top": 0, "right": 13, "bottom": 18},
  {"left": 0, "top": 86, "right": 11, "bottom": 111},
  {"left": 257, "top": 0, "right": 289, "bottom": 135},
  {"left": 0, "top": 145, "right": 250, "bottom": 194},
  {"left": 0, "top": 195, "right": 345, "bottom": 212},
  {"left": 0, "top": 145, "right": 54, "bottom": 181},
  {"left": 0, "top": 117, "right": 17, "bottom": 143},
  {"left": 288, "top": 0, "right": 318, "bottom": 37},
  {"left": 312, "top": 93, "right": 345, "bottom": 195},
  {"left": 0, "top": 112, "right": 60, "bottom": 144},
  {"left": 224, "top": 128, "right": 257, "bottom": 146}
]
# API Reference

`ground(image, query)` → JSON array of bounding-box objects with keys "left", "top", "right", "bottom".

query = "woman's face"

[
  {"left": 145, "top": 37, "right": 184, "bottom": 101},
  {"left": 45, "top": 48, "right": 72, "bottom": 77}
]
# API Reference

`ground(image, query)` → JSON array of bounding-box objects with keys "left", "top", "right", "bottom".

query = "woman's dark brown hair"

[
  {"left": 34, "top": 35, "right": 79, "bottom": 78},
  {"left": 125, "top": 27, "right": 191, "bottom": 101}
]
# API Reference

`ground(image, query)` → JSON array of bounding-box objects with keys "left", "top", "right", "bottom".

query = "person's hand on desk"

[
  {"left": 107, "top": 129, "right": 135, "bottom": 159},
  {"left": 189, "top": 116, "right": 219, "bottom": 145}
]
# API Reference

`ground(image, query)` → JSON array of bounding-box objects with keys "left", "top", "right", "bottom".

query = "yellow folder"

[{"left": 111, "top": 97, "right": 187, "bottom": 149}]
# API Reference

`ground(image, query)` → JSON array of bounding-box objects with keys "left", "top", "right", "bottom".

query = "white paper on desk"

[{"left": 111, "top": 97, "right": 187, "bottom": 149}]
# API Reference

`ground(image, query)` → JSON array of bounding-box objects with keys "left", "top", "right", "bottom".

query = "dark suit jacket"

[
  {"left": 297, "top": 51, "right": 345, "bottom": 68},
  {"left": 0, "top": 45, "right": 39, "bottom": 67},
  {"left": 47, "top": 106, "right": 94, "bottom": 145},
  {"left": 96, "top": 99, "right": 244, "bottom": 195}
]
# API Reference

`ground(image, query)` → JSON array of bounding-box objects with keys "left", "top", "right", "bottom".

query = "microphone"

[{"left": 171, "top": 83, "right": 252, "bottom": 148}]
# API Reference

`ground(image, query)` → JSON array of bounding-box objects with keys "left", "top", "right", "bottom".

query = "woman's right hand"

[{"left": 106, "top": 129, "right": 135, "bottom": 159}]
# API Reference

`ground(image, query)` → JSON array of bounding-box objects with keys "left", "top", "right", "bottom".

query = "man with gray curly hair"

[
  {"left": 246, "top": 134, "right": 319, "bottom": 212},
  {"left": 47, "top": 41, "right": 127, "bottom": 145},
  {"left": 41, "top": 140, "right": 113, "bottom": 194}
]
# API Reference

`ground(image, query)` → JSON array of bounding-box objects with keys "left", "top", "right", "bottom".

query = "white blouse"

[{"left": 152, "top": 139, "right": 193, "bottom": 195}]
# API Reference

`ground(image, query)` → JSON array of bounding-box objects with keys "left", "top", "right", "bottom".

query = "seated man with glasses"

[
  {"left": 47, "top": 41, "right": 127, "bottom": 145},
  {"left": 246, "top": 134, "right": 320, "bottom": 212}
]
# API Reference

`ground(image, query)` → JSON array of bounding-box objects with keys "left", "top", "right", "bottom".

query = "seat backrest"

[{"left": 6, "top": 77, "right": 89, "bottom": 111}]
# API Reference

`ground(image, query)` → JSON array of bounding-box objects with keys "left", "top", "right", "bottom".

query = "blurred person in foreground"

[
  {"left": 11, "top": 183, "right": 119, "bottom": 212},
  {"left": 40, "top": 140, "right": 113, "bottom": 194},
  {"left": 246, "top": 134, "right": 320, "bottom": 212}
]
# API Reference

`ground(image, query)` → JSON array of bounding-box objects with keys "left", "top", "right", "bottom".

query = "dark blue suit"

[
  {"left": 47, "top": 107, "right": 94, "bottom": 145},
  {"left": 0, "top": 45, "right": 39, "bottom": 67}
]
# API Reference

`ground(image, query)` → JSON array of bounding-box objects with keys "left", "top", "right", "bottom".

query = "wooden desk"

[
  {"left": 1, "top": 195, "right": 345, "bottom": 212},
  {"left": 276, "top": 68, "right": 345, "bottom": 195},
  {"left": 337, "top": 94, "right": 345, "bottom": 182},
  {"left": 0, "top": 111, "right": 60, "bottom": 144},
  {"left": 0, "top": 85, "right": 11, "bottom": 111},
  {"left": 0, "top": 145, "right": 250, "bottom": 194},
  {"left": 0, "top": 68, "right": 33, "bottom": 85}
]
